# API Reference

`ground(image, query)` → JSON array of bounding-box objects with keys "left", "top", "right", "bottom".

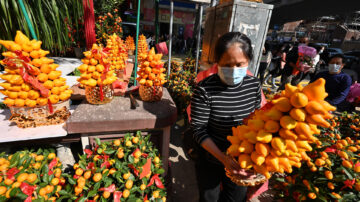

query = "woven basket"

[
  {"left": 85, "top": 84, "right": 114, "bottom": 105},
  {"left": 9, "top": 99, "right": 71, "bottom": 128},
  {"left": 139, "top": 85, "right": 163, "bottom": 102},
  {"left": 225, "top": 168, "right": 268, "bottom": 186}
]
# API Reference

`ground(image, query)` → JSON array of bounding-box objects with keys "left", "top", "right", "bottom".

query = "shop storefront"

[{"left": 141, "top": 0, "right": 197, "bottom": 39}]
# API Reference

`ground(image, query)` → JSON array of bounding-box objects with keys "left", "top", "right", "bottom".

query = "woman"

[
  {"left": 258, "top": 43, "right": 272, "bottom": 84},
  {"left": 308, "top": 46, "right": 324, "bottom": 81},
  {"left": 191, "top": 32, "right": 262, "bottom": 202},
  {"left": 264, "top": 44, "right": 290, "bottom": 88}
]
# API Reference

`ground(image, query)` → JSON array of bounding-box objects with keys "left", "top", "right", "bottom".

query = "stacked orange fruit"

[
  {"left": 125, "top": 36, "right": 135, "bottom": 52},
  {"left": 0, "top": 149, "right": 65, "bottom": 201},
  {"left": 226, "top": 78, "right": 336, "bottom": 179},
  {"left": 136, "top": 47, "right": 166, "bottom": 87},
  {"left": 106, "top": 33, "right": 128, "bottom": 72},
  {"left": 0, "top": 31, "right": 72, "bottom": 107},
  {"left": 137, "top": 34, "right": 148, "bottom": 61},
  {"left": 77, "top": 44, "right": 118, "bottom": 87}
]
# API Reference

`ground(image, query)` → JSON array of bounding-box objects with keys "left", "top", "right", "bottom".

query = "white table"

[{"left": 0, "top": 106, "right": 76, "bottom": 143}]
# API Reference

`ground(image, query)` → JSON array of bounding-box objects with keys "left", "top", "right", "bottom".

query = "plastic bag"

[
  {"left": 347, "top": 83, "right": 360, "bottom": 103},
  {"left": 155, "top": 42, "right": 168, "bottom": 55}
]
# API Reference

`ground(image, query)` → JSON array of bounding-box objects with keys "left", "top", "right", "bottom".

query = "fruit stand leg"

[
  {"left": 54, "top": 143, "right": 76, "bottom": 170},
  {"left": 195, "top": 4, "right": 203, "bottom": 73},
  {"left": 167, "top": 0, "right": 174, "bottom": 78},
  {"left": 161, "top": 126, "right": 171, "bottom": 175},
  {"left": 81, "top": 135, "right": 90, "bottom": 151}
]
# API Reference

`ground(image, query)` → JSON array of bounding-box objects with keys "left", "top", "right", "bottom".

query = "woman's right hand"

[{"left": 221, "top": 155, "right": 242, "bottom": 175}]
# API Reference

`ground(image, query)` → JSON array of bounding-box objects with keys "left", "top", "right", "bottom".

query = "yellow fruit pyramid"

[
  {"left": 136, "top": 47, "right": 166, "bottom": 87},
  {"left": 77, "top": 44, "right": 118, "bottom": 87},
  {"left": 106, "top": 33, "right": 128, "bottom": 72},
  {"left": 137, "top": 34, "right": 148, "bottom": 61},
  {"left": 125, "top": 36, "right": 135, "bottom": 52},
  {"left": 0, "top": 31, "right": 72, "bottom": 107},
  {"left": 226, "top": 78, "right": 335, "bottom": 179}
]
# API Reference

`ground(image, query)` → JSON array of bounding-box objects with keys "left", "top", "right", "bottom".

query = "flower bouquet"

[
  {"left": 347, "top": 83, "right": 360, "bottom": 107},
  {"left": 294, "top": 45, "right": 317, "bottom": 74}
]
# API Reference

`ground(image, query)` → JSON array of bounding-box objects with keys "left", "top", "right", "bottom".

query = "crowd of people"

[
  {"left": 145, "top": 34, "right": 197, "bottom": 55},
  {"left": 258, "top": 36, "right": 358, "bottom": 112}
]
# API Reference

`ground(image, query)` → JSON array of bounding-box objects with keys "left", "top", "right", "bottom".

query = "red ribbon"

[
  {"left": 47, "top": 99, "right": 54, "bottom": 114},
  {"left": 147, "top": 174, "right": 164, "bottom": 189},
  {"left": 99, "top": 84, "right": 104, "bottom": 101},
  {"left": 14, "top": 50, "right": 31, "bottom": 62},
  {"left": 87, "top": 162, "right": 95, "bottom": 170},
  {"left": 19, "top": 67, "right": 49, "bottom": 97},
  {"left": 84, "top": 149, "right": 93, "bottom": 158},
  {"left": 48, "top": 158, "right": 58, "bottom": 175},
  {"left": 140, "top": 158, "right": 152, "bottom": 179},
  {"left": 324, "top": 146, "right": 337, "bottom": 153},
  {"left": 128, "top": 164, "right": 139, "bottom": 177},
  {"left": 98, "top": 51, "right": 110, "bottom": 101},
  {"left": 144, "top": 194, "right": 148, "bottom": 202},
  {"left": 100, "top": 161, "right": 110, "bottom": 168},
  {"left": 153, "top": 86, "right": 157, "bottom": 96},
  {"left": 341, "top": 179, "right": 355, "bottom": 190},
  {"left": 99, "top": 184, "right": 116, "bottom": 192},
  {"left": 98, "top": 155, "right": 109, "bottom": 160},
  {"left": 6, "top": 168, "right": 20, "bottom": 181},
  {"left": 114, "top": 191, "right": 122, "bottom": 202},
  {"left": 20, "top": 182, "right": 36, "bottom": 202}
]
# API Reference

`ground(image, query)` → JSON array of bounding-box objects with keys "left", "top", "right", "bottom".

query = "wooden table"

[{"left": 66, "top": 88, "right": 177, "bottom": 174}]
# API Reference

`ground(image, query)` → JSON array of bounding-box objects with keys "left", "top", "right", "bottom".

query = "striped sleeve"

[
  {"left": 190, "top": 85, "right": 211, "bottom": 145},
  {"left": 255, "top": 81, "right": 262, "bottom": 109}
]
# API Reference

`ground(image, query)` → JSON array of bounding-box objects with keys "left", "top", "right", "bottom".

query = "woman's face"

[{"left": 218, "top": 43, "right": 249, "bottom": 68}]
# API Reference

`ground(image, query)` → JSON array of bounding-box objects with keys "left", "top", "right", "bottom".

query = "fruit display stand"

[
  {"left": 0, "top": 112, "right": 66, "bottom": 142},
  {"left": 66, "top": 88, "right": 177, "bottom": 175}
]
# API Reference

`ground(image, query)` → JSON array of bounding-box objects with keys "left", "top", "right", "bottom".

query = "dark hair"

[
  {"left": 329, "top": 54, "right": 345, "bottom": 64},
  {"left": 214, "top": 32, "right": 253, "bottom": 62}
]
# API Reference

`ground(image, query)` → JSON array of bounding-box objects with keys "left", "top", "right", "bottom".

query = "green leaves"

[
  {"left": 66, "top": 131, "right": 167, "bottom": 201},
  {"left": 0, "top": 0, "right": 84, "bottom": 55},
  {"left": 9, "top": 152, "right": 20, "bottom": 168},
  {"left": 95, "top": 138, "right": 101, "bottom": 146}
]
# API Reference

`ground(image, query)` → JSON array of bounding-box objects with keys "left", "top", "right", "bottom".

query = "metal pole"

[
  {"left": 155, "top": 0, "right": 160, "bottom": 44},
  {"left": 195, "top": 4, "right": 203, "bottom": 73},
  {"left": 167, "top": 0, "right": 173, "bottom": 78},
  {"left": 18, "top": 0, "right": 37, "bottom": 40},
  {"left": 134, "top": 0, "right": 141, "bottom": 86}
]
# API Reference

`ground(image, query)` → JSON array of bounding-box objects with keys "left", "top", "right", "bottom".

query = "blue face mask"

[
  {"left": 328, "top": 64, "right": 341, "bottom": 73},
  {"left": 218, "top": 66, "right": 248, "bottom": 85}
]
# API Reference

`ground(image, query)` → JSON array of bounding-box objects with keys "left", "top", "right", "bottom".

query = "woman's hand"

[{"left": 221, "top": 155, "right": 241, "bottom": 175}]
